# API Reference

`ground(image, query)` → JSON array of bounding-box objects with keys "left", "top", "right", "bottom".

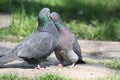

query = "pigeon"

[
  {"left": 0, "top": 8, "right": 59, "bottom": 68},
  {"left": 50, "top": 12, "right": 85, "bottom": 67}
]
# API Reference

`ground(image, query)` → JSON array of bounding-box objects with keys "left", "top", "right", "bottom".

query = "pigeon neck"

[
  {"left": 37, "top": 16, "right": 53, "bottom": 31},
  {"left": 55, "top": 21, "right": 68, "bottom": 31}
]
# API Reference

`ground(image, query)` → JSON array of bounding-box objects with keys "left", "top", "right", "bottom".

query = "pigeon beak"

[
  {"left": 50, "top": 13, "right": 53, "bottom": 18},
  {"left": 48, "top": 12, "right": 50, "bottom": 17}
]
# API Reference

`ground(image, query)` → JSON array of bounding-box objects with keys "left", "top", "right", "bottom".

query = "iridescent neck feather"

[
  {"left": 55, "top": 21, "right": 68, "bottom": 31},
  {"left": 37, "top": 16, "right": 50, "bottom": 30},
  {"left": 37, "top": 15, "right": 57, "bottom": 33}
]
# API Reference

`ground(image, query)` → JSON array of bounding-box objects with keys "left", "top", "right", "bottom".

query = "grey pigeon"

[
  {"left": 0, "top": 8, "right": 59, "bottom": 68},
  {"left": 50, "top": 12, "right": 85, "bottom": 67}
]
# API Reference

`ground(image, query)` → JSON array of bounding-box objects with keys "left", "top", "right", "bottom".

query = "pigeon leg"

[
  {"left": 35, "top": 65, "right": 46, "bottom": 70},
  {"left": 58, "top": 63, "right": 63, "bottom": 67},
  {"left": 67, "top": 63, "right": 75, "bottom": 68}
]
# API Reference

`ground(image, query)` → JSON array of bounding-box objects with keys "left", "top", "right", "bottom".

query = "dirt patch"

[
  {"left": 0, "top": 56, "right": 112, "bottom": 80},
  {"left": 0, "top": 40, "right": 119, "bottom": 80},
  {"left": 0, "top": 13, "right": 12, "bottom": 28}
]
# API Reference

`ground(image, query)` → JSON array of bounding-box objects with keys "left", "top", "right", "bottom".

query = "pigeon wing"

[{"left": 17, "top": 32, "right": 56, "bottom": 60}]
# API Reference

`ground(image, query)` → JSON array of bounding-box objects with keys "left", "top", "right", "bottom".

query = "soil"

[
  {"left": 0, "top": 40, "right": 119, "bottom": 80},
  {"left": 0, "top": 13, "right": 11, "bottom": 28}
]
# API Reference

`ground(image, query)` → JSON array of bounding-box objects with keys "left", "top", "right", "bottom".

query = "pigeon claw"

[
  {"left": 67, "top": 63, "right": 75, "bottom": 68},
  {"left": 35, "top": 65, "right": 46, "bottom": 70}
]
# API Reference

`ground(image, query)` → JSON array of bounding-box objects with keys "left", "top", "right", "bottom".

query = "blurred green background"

[{"left": 0, "top": 0, "right": 120, "bottom": 41}]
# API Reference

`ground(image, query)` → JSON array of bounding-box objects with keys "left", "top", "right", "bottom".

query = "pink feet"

[{"left": 58, "top": 64, "right": 63, "bottom": 67}]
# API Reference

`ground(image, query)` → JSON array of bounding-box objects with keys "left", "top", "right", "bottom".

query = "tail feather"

[
  {"left": 0, "top": 49, "right": 21, "bottom": 67},
  {"left": 76, "top": 59, "right": 86, "bottom": 64},
  {"left": 0, "top": 51, "right": 9, "bottom": 57},
  {"left": 0, "top": 54, "right": 4, "bottom": 57}
]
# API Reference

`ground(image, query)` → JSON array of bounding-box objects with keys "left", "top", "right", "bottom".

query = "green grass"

[
  {"left": 0, "top": 73, "right": 30, "bottom": 80},
  {"left": 10, "top": 11, "right": 37, "bottom": 37},
  {"left": 0, "top": 73, "right": 71, "bottom": 80},
  {"left": 96, "top": 72, "right": 120, "bottom": 80},
  {"left": 99, "top": 59, "right": 120, "bottom": 69},
  {"left": 0, "top": 0, "right": 120, "bottom": 41},
  {"left": 37, "top": 74, "right": 71, "bottom": 80}
]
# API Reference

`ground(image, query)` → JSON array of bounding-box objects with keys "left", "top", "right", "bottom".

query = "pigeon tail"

[
  {"left": 0, "top": 50, "right": 21, "bottom": 67},
  {"left": 0, "top": 54, "right": 4, "bottom": 57},
  {"left": 76, "top": 59, "right": 86, "bottom": 64}
]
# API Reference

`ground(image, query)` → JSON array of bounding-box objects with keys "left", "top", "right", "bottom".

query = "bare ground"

[
  {"left": 0, "top": 13, "right": 11, "bottom": 28},
  {"left": 0, "top": 40, "right": 119, "bottom": 80}
]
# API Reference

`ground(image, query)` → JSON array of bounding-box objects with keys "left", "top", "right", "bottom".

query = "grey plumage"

[
  {"left": 50, "top": 12, "right": 85, "bottom": 66},
  {"left": 0, "top": 8, "right": 59, "bottom": 67},
  {"left": 0, "top": 46, "right": 10, "bottom": 57}
]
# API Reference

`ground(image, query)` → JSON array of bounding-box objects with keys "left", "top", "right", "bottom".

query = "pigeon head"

[
  {"left": 50, "top": 12, "right": 60, "bottom": 22},
  {"left": 38, "top": 8, "right": 50, "bottom": 26},
  {"left": 38, "top": 8, "right": 50, "bottom": 18},
  {"left": 50, "top": 12, "right": 67, "bottom": 30},
  {"left": 37, "top": 8, "right": 58, "bottom": 33}
]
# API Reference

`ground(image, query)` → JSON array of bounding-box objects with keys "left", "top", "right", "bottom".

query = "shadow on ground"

[
  {"left": 0, "top": 41, "right": 119, "bottom": 80},
  {"left": 0, "top": 40, "right": 120, "bottom": 69}
]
